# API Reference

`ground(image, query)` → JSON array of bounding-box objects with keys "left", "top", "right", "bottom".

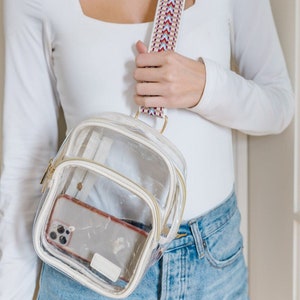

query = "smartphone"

[{"left": 46, "top": 194, "right": 148, "bottom": 282}]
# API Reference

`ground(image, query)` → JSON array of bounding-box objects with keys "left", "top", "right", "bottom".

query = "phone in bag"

[{"left": 46, "top": 194, "right": 148, "bottom": 282}]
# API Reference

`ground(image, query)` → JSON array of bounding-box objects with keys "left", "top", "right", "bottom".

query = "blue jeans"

[{"left": 38, "top": 191, "right": 249, "bottom": 299}]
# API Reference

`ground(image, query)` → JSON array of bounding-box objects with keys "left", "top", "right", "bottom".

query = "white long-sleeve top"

[{"left": 0, "top": 0, "right": 294, "bottom": 298}]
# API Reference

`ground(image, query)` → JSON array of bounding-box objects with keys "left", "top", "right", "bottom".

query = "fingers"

[
  {"left": 134, "top": 51, "right": 175, "bottom": 82},
  {"left": 135, "top": 40, "right": 148, "bottom": 54},
  {"left": 134, "top": 66, "right": 161, "bottom": 83},
  {"left": 134, "top": 80, "right": 178, "bottom": 108},
  {"left": 134, "top": 95, "right": 167, "bottom": 108},
  {"left": 136, "top": 81, "right": 161, "bottom": 96},
  {"left": 134, "top": 49, "right": 177, "bottom": 108},
  {"left": 134, "top": 41, "right": 206, "bottom": 109},
  {"left": 135, "top": 48, "right": 170, "bottom": 68}
]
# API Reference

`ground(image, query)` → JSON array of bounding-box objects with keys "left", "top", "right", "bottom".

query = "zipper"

[{"left": 40, "top": 159, "right": 55, "bottom": 192}]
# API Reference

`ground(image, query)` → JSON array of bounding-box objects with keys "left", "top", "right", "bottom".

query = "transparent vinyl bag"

[{"left": 33, "top": 112, "right": 186, "bottom": 298}]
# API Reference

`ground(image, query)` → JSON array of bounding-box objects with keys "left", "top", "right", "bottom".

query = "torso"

[{"left": 43, "top": 0, "right": 235, "bottom": 219}]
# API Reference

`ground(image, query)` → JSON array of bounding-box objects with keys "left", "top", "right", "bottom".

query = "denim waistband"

[{"left": 165, "top": 190, "right": 238, "bottom": 258}]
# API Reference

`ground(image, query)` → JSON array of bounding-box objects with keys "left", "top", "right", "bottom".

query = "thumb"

[{"left": 136, "top": 40, "right": 148, "bottom": 54}]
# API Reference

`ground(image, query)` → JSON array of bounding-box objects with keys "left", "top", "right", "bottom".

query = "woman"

[{"left": 0, "top": 0, "right": 294, "bottom": 299}]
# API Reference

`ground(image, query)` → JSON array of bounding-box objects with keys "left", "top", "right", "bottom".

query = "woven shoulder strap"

[{"left": 139, "top": 0, "right": 185, "bottom": 118}]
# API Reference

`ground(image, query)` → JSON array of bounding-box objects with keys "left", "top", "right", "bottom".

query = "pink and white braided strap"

[{"left": 139, "top": 0, "right": 185, "bottom": 119}]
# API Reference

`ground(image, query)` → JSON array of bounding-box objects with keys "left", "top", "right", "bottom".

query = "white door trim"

[{"left": 233, "top": 130, "right": 248, "bottom": 263}]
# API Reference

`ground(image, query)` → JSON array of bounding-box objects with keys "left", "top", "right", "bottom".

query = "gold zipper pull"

[
  {"left": 40, "top": 159, "right": 55, "bottom": 192},
  {"left": 176, "top": 233, "right": 187, "bottom": 239}
]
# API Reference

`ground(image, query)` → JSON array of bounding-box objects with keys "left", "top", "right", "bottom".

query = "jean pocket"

[{"left": 203, "top": 209, "right": 244, "bottom": 268}]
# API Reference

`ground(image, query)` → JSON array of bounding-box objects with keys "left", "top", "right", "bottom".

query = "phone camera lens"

[
  {"left": 49, "top": 231, "right": 57, "bottom": 240},
  {"left": 57, "top": 225, "right": 65, "bottom": 234},
  {"left": 59, "top": 236, "right": 67, "bottom": 245}
]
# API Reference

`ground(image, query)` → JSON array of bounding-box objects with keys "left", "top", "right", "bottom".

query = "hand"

[{"left": 134, "top": 40, "right": 206, "bottom": 109}]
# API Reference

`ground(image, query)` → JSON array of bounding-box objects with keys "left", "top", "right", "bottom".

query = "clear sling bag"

[{"left": 33, "top": 0, "right": 186, "bottom": 298}]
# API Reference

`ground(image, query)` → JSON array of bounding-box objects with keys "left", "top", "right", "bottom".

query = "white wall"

[{"left": 248, "top": 0, "right": 296, "bottom": 299}]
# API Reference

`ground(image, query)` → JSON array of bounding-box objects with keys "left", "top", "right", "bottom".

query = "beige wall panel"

[{"left": 248, "top": 0, "right": 296, "bottom": 299}]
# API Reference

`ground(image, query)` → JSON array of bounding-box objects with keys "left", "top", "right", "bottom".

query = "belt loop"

[{"left": 189, "top": 219, "right": 205, "bottom": 259}]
